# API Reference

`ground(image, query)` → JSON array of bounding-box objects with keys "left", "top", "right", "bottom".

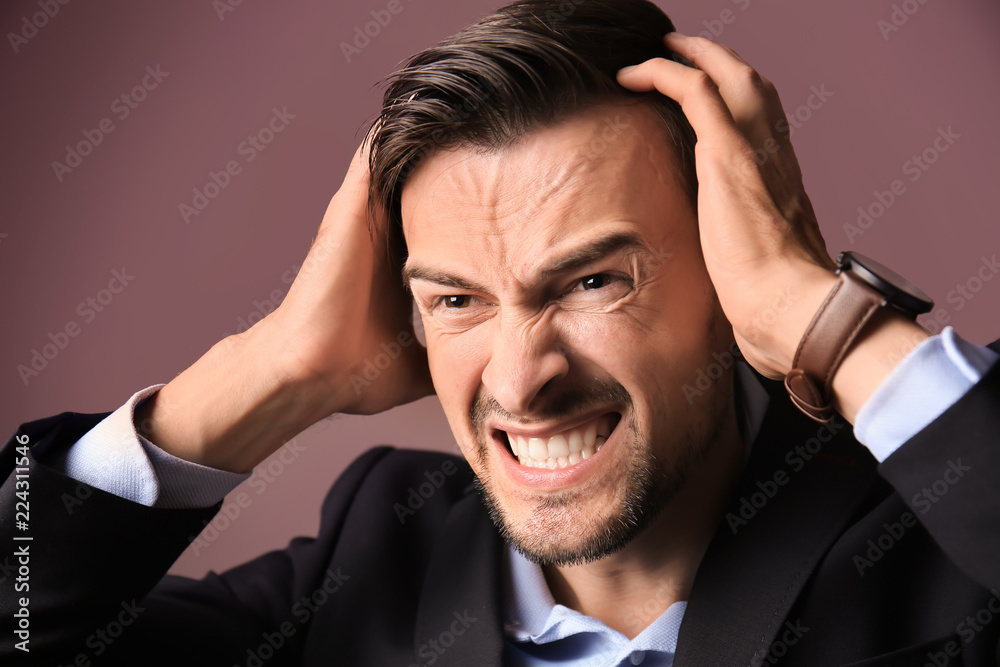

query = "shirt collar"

[{"left": 503, "top": 545, "right": 689, "bottom": 663}]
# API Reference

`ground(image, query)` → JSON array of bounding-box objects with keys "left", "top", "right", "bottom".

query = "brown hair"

[{"left": 365, "top": 0, "right": 697, "bottom": 253}]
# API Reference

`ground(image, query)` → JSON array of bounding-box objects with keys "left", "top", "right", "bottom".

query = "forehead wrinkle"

[
  {"left": 411, "top": 151, "right": 511, "bottom": 284},
  {"left": 490, "top": 157, "right": 607, "bottom": 294},
  {"left": 435, "top": 148, "right": 593, "bottom": 240},
  {"left": 421, "top": 146, "right": 600, "bottom": 291},
  {"left": 402, "top": 102, "right": 686, "bottom": 297},
  {"left": 410, "top": 101, "right": 656, "bottom": 233},
  {"left": 491, "top": 148, "right": 593, "bottom": 227}
]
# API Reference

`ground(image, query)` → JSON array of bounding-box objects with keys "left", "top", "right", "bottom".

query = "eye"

[
  {"left": 432, "top": 294, "right": 488, "bottom": 311},
  {"left": 571, "top": 273, "right": 624, "bottom": 293},
  {"left": 560, "top": 272, "right": 633, "bottom": 307},
  {"left": 579, "top": 274, "right": 610, "bottom": 290},
  {"left": 428, "top": 293, "right": 495, "bottom": 327},
  {"left": 444, "top": 295, "right": 471, "bottom": 308}
]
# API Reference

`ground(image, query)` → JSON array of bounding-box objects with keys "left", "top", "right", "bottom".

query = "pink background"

[{"left": 1, "top": 0, "right": 997, "bottom": 579}]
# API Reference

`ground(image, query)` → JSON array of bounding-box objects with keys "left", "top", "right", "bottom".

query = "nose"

[{"left": 481, "top": 311, "right": 569, "bottom": 416}]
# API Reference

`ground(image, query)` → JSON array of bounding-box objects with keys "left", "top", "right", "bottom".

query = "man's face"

[{"left": 401, "top": 101, "right": 734, "bottom": 565}]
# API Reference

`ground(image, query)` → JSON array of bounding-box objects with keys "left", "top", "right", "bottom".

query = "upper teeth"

[{"left": 506, "top": 415, "right": 612, "bottom": 469}]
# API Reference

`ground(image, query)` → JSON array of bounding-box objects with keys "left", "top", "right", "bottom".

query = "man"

[{"left": 2, "top": 1, "right": 998, "bottom": 665}]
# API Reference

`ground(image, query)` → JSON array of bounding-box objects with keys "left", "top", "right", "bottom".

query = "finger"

[
  {"left": 616, "top": 56, "right": 747, "bottom": 159},
  {"left": 663, "top": 33, "right": 787, "bottom": 146},
  {"left": 288, "top": 143, "right": 385, "bottom": 308},
  {"left": 665, "top": 32, "right": 750, "bottom": 67},
  {"left": 663, "top": 33, "right": 759, "bottom": 107},
  {"left": 616, "top": 55, "right": 779, "bottom": 248},
  {"left": 617, "top": 53, "right": 804, "bottom": 244},
  {"left": 661, "top": 38, "right": 830, "bottom": 268},
  {"left": 659, "top": 33, "right": 809, "bottom": 215}
]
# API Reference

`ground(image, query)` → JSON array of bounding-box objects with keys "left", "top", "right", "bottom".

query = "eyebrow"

[
  {"left": 401, "top": 265, "right": 486, "bottom": 292},
  {"left": 538, "top": 231, "right": 647, "bottom": 279},
  {"left": 402, "top": 231, "right": 648, "bottom": 290}
]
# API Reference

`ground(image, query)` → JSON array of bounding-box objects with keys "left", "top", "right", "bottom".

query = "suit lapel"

[
  {"left": 415, "top": 486, "right": 505, "bottom": 666},
  {"left": 674, "top": 379, "right": 881, "bottom": 666},
  {"left": 410, "top": 377, "right": 883, "bottom": 666}
]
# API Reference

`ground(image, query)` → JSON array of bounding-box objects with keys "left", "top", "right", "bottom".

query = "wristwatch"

[{"left": 784, "top": 251, "right": 933, "bottom": 422}]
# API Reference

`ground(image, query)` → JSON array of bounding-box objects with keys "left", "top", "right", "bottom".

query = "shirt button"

[{"left": 629, "top": 652, "right": 645, "bottom": 665}]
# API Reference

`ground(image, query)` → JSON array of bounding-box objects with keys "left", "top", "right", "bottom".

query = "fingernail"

[{"left": 617, "top": 65, "right": 636, "bottom": 75}]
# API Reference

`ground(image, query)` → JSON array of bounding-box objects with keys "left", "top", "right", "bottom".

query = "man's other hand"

[
  {"left": 137, "top": 143, "right": 433, "bottom": 473},
  {"left": 617, "top": 33, "right": 928, "bottom": 422}
]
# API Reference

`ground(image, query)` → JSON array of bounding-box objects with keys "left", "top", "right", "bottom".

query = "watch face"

[{"left": 837, "top": 251, "right": 934, "bottom": 314}]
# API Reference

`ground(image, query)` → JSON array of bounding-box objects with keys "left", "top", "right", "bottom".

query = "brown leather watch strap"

[{"left": 784, "top": 272, "right": 886, "bottom": 422}]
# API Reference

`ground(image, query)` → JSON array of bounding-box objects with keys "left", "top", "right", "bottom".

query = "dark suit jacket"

[{"left": 2, "top": 341, "right": 999, "bottom": 666}]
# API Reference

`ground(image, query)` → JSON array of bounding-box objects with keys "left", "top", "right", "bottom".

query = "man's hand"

[
  {"left": 266, "top": 144, "right": 433, "bottom": 416},
  {"left": 617, "top": 33, "right": 928, "bottom": 422},
  {"left": 136, "top": 143, "right": 433, "bottom": 472}
]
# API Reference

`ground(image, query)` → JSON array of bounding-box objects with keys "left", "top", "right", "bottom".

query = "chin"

[{"left": 471, "top": 409, "right": 713, "bottom": 567}]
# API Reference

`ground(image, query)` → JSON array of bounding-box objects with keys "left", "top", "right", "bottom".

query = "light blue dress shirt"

[
  {"left": 54, "top": 326, "right": 998, "bottom": 666},
  {"left": 502, "top": 545, "right": 688, "bottom": 666}
]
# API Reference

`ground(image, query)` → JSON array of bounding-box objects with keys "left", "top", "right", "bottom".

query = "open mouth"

[{"left": 498, "top": 412, "right": 622, "bottom": 469}]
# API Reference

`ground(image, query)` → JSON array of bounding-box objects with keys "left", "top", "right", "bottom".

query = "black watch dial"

[{"left": 836, "top": 251, "right": 933, "bottom": 315}]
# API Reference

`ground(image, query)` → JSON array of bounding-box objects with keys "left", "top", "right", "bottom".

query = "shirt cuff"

[
  {"left": 52, "top": 385, "right": 248, "bottom": 509},
  {"left": 854, "top": 326, "right": 999, "bottom": 462}
]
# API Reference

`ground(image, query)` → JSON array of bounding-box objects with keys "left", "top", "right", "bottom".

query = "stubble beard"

[{"left": 470, "top": 374, "right": 733, "bottom": 567}]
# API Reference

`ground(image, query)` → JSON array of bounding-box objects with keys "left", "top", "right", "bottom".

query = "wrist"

[
  {"left": 736, "top": 264, "right": 838, "bottom": 379},
  {"left": 771, "top": 269, "right": 841, "bottom": 375},
  {"left": 137, "top": 328, "right": 332, "bottom": 473},
  {"left": 776, "top": 269, "right": 932, "bottom": 426},
  {"left": 779, "top": 251, "right": 934, "bottom": 424},
  {"left": 829, "top": 309, "right": 929, "bottom": 423}
]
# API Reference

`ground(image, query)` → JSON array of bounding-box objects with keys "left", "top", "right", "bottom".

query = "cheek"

[
  {"left": 557, "top": 275, "right": 721, "bottom": 404},
  {"left": 424, "top": 325, "right": 491, "bottom": 431}
]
